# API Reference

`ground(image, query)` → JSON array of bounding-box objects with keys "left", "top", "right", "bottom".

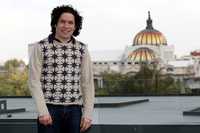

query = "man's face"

[{"left": 55, "top": 12, "right": 76, "bottom": 41}]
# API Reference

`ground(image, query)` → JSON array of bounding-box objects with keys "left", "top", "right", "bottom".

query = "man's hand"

[
  {"left": 38, "top": 114, "right": 53, "bottom": 126},
  {"left": 80, "top": 117, "right": 92, "bottom": 132}
]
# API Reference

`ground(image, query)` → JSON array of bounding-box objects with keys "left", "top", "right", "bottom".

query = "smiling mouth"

[{"left": 62, "top": 30, "right": 72, "bottom": 33}]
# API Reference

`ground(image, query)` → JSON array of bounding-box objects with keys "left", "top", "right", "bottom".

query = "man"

[{"left": 28, "top": 5, "right": 95, "bottom": 133}]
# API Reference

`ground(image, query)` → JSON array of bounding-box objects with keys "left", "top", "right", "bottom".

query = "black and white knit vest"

[{"left": 39, "top": 37, "right": 86, "bottom": 104}]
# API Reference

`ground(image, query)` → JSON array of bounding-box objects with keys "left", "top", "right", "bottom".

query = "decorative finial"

[
  {"left": 146, "top": 11, "right": 153, "bottom": 29},
  {"left": 148, "top": 11, "right": 151, "bottom": 19}
]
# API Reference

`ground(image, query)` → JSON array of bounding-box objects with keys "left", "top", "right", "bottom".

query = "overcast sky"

[{"left": 0, "top": 0, "right": 200, "bottom": 64}]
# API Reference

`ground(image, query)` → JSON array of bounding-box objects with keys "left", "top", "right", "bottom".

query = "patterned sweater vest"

[{"left": 39, "top": 39, "right": 86, "bottom": 104}]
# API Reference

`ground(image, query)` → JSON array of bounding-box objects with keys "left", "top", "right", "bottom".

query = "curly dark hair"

[{"left": 50, "top": 5, "right": 83, "bottom": 36}]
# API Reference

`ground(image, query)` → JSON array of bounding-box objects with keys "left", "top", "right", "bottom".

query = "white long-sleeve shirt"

[{"left": 28, "top": 37, "right": 95, "bottom": 119}]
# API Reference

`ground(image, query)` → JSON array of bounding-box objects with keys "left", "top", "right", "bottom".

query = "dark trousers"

[{"left": 38, "top": 104, "right": 82, "bottom": 133}]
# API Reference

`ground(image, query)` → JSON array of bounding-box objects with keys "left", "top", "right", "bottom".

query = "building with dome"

[
  {"left": 121, "top": 11, "right": 174, "bottom": 64},
  {"left": 92, "top": 12, "right": 174, "bottom": 75},
  {"left": 91, "top": 12, "right": 200, "bottom": 92}
]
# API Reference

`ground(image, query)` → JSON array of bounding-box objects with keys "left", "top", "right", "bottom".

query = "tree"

[
  {"left": 4, "top": 59, "right": 24, "bottom": 70},
  {"left": 0, "top": 59, "right": 30, "bottom": 96},
  {"left": 95, "top": 63, "right": 187, "bottom": 96}
]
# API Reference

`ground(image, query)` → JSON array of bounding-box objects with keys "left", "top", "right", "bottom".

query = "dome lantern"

[{"left": 146, "top": 11, "right": 153, "bottom": 30}]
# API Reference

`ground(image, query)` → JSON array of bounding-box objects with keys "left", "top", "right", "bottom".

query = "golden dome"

[
  {"left": 128, "top": 48, "right": 156, "bottom": 62},
  {"left": 133, "top": 12, "right": 167, "bottom": 46}
]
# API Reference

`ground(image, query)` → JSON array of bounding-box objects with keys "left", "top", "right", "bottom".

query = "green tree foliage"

[
  {"left": 0, "top": 59, "right": 30, "bottom": 96},
  {"left": 4, "top": 59, "right": 25, "bottom": 71},
  {"left": 96, "top": 64, "right": 187, "bottom": 96}
]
